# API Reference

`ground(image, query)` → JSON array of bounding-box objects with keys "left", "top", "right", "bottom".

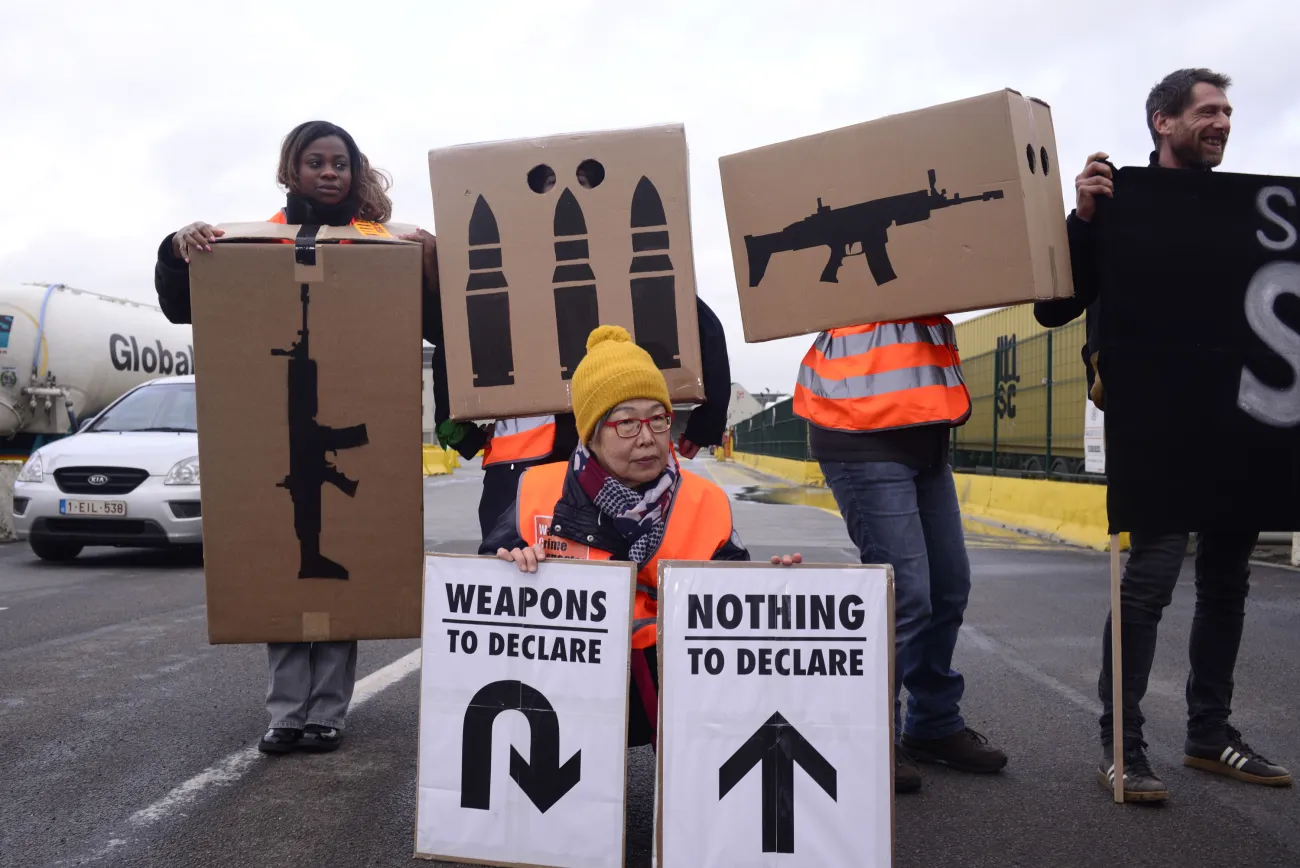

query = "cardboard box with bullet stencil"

[{"left": 429, "top": 124, "right": 705, "bottom": 421}]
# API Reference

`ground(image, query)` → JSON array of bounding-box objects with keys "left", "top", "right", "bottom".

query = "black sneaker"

[
  {"left": 1096, "top": 742, "right": 1168, "bottom": 802},
  {"left": 300, "top": 724, "right": 342, "bottom": 753},
  {"left": 258, "top": 727, "right": 302, "bottom": 755},
  {"left": 1184, "top": 726, "right": 1292, "bottom": 787},
  {"left": 895, "top": 749, "right": 922, "bottom": 794},
  {"left": 902, "top": 727, "right": 1007, "bottom": 773}
]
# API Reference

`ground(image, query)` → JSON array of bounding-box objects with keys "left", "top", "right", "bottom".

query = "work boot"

[
  {"left": 895, "top": 749, "right": 922, "bottom": 794},
  {"left": 902, "top": 727, "right": 1007, "bottom": 773},
  {"left": 1184, "top": 725, "right": 1292, "bottom": 787},
  {"left": 300, "top": 724, "right": 343, "bottom": 753},
  {"left": 258, "top": 726, "right": 302, "bottom": 755},
  {"left": 1096, "top": 742, "right": 1168, "bottom": 802}
]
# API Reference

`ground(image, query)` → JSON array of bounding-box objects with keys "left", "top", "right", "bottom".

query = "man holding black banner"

[{"left": 1035, "top": 68, "right": 1292, "bottom": 801}]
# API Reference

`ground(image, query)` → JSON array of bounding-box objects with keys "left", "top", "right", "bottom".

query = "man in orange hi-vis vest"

[{"left": 794, "top": 315, "right": 1007, "bottom": 795}]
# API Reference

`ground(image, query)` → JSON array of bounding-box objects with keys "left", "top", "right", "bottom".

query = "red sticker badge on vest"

[
  {"left": 534, "top": 515, "right": 596, "bottom": 559},
  {"left": 541, "top": 535, "right": 594, "bottom": 560}
]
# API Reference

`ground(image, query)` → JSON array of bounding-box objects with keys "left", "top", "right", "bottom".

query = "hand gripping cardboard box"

[
  {"left": 189, "top": 220, "right": 424, "bottom": 643},
  {"left": 429, "top": 123, "right": 705, "bottom": 421},
  {"left": 719, "top": 89, "right": 1074, "bottom": 342}
]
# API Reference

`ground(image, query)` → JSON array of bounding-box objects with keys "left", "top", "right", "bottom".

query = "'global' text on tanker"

[{"left": 109, "top": 334, "right": 194, "bottom": 376}]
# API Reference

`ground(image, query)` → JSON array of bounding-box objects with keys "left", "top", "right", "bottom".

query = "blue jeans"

[{"left": 820, "top": 460, "right": 971, "bottom": 740}]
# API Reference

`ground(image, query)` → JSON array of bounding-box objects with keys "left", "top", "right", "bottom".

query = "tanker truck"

[{"left": 0, "top": 282, "right": 195, "bottom": 458}]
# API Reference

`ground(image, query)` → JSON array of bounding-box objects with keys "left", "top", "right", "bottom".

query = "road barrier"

[
  {"left": 422, "top": 445, "right": 460, "bottom": 476},
  {"left": 727, "top": 451, "right": 1127, "bottom": 552}
]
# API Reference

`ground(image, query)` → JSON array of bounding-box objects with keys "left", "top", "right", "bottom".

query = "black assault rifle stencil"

[
  {"left": 744, "top": 169, "right": 1005, "bottom": 288},
  {"left": 272, "top": 266, "right": 369, "bottom": 581}
]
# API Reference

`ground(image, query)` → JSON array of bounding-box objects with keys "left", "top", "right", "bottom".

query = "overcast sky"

[{"left": 3, "top": 0, "right": 1297, "bottom": 399}]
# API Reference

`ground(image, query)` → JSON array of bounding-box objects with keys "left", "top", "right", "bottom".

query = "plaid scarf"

[{"left": 572, "top": 443, "right": 679, "bottom": 566}]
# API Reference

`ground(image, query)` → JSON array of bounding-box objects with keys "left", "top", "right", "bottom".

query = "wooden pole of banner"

[{"left": 1109, "top": 533, "right": 1125, "bottom": 803}]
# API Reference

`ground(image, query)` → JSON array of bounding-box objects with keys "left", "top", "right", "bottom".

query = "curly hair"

[
  {"left": 1145, "top": 68, "right": 1232, "bottom": 148},
  {"left": 276, "top": 121, "right": 393, "bottom": 222}
]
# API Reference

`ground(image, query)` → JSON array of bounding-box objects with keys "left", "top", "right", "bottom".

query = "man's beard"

[{"left": 1170, "top": 130, "right": 1224, "bottom": 170}]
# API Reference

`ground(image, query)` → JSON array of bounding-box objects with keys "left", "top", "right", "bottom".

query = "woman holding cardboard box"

[
  {"left": 154, "top": 120, "right": 444, "bottom": 755},
  {"left": 485, "top": 324, "right": 800, "bottom": 750}
]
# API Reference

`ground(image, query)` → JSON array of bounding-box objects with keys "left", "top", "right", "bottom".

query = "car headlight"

[
  {"left": 164, "top": 456, "right": 200, "bottom": 485},
  {"left": 16, "top": 452, "right": 43, "bottom": 483}
]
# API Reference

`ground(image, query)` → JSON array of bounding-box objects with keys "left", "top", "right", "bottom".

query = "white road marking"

[
  {"left": 960, "top": 623, "right": 1300, "bottom": 849},
  {"left": 0, "top": 607, "right": 9, "bottom": 611},
  {"left": 70, "top": 648, "right": 422, "bottom": 864},
  {"left": 129, "top": 648, "right": 420, "bottom": 826}
]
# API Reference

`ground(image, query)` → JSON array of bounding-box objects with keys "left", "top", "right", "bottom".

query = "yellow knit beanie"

[{"left": 572, "top": 325, "right": 673, "bottom": 444}]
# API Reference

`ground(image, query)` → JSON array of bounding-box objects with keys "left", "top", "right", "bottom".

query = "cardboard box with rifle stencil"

[
  {"left": 188, "top": 221, "right": 424, "bottom": 644},
  {"left": 719, "top": 89, "right": 1075, "bottom": 342}
]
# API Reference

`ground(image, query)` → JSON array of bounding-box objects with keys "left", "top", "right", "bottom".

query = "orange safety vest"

[
  {"left": 793, "top": 316, "right": 972, "bottom": 433},
  {"left": 482, "top": 415, "right": 557, "bottom": 467},
  {"left": 517, "top": 461, "right": 734, "bottom": 650},
  {"left": 268, "top": 209, "right": 363, "bottom": 231}
]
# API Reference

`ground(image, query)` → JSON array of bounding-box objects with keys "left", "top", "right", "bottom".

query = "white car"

[{"left": 11, "top": 375, "right": 202, "bottom": 561}]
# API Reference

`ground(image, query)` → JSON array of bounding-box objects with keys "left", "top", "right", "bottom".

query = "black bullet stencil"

[
  {"left": 552, "top": 189, "right": 600, "bottom": 379},
  {"left": 465, "top": 195, "right": 514, "bottom": 387},
  {"left": 628, "top": 176, "right": 680, "bottom": 369}
]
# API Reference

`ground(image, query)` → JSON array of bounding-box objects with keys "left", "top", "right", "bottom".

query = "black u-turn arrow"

[{"left": 461, "top": 679, "right": 582, "bottom": 814}]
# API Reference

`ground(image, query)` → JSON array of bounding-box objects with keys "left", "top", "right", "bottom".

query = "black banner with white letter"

[{"left": 1097, "top": 166, "right": 1300, "bottom": 533}]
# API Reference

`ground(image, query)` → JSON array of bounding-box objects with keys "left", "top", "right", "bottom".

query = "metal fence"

[{"left": 731, "top": 319, "right": 1101, "bottom": 481}]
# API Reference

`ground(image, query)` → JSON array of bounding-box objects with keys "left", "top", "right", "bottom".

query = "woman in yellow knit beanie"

[{"left": 482, "top": 324, "right": 801, "bottom": 753}]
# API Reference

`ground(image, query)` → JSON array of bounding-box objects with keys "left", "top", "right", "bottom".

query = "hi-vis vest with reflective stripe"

[
  {"left": 517, "top": 462, "right": 734, "bottom": 650},
  {"left": 793, "top": 316, "right": 972, "bottom": 433},
  {"left": 482, "top": 415, "right": 557, "bottom": 467}
]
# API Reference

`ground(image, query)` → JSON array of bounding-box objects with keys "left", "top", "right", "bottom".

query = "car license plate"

[{"left": 59, "top": 499, "right": 127, "bottom": 517}]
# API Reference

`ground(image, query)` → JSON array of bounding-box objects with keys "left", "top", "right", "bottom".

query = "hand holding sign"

[
  {"left": 497, "top": 542, "right": 547, "bottom": 573},
  {"left": 1075, "top": 151, "right": 1114, "bottom": 222},
  {"left": 769, "top": 552, "right": 803, "bottom": 566}
]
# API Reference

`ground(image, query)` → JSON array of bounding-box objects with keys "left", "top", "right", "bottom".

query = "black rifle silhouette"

[
  {"left": 272, "top": 281, "right": 369, "bottom": 580},
  {"left": 744, "top": 169, "right": 1005, "bottom": 287}
]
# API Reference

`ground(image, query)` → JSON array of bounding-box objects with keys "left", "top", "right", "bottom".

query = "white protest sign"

[
  {"left": 657, "top": 562, "right": 894, "bottom": 868},
  {"left": 1084, "top": 396, "right": 1106, "bottom": 474},
  {"left": 416, "top": 553, "right": 636, "bottom": 868}
]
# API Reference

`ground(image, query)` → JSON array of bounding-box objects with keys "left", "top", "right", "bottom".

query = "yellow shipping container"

[
  {"left": 950, "top": 303, "right": 1093, "bottom": 475},
  {"left": 952, "top": 303, "right": 1052, "bottom": 359}
]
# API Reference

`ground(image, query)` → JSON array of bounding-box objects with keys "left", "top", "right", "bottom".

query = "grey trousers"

[{"left": 266, "top": 641, "right": 358, "bottom": 730}]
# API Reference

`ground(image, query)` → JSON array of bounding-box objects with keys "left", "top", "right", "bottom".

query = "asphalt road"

[{"left": 1, "top": 457, "right": 1297, "bottom": 868}]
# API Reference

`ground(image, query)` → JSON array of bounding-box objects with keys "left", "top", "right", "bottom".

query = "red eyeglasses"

[{"left": 602, "top": 413, "right": 673, "bottom": 439}]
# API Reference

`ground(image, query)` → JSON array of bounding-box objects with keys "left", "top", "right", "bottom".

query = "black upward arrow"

[
  {"left": 461, "top": 680, "right": 582, "bottom": 814},
  {"left": 718, "top": 711, "right": 837, "bottom": 854}
]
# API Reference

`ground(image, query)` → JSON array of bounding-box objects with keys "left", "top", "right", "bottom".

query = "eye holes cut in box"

[
  {"left": 1026, "top": 144, "right": 1051, "bottom": 176},
  {"left": 526, "top": 160, "right": 607, "bottom": 194}
]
